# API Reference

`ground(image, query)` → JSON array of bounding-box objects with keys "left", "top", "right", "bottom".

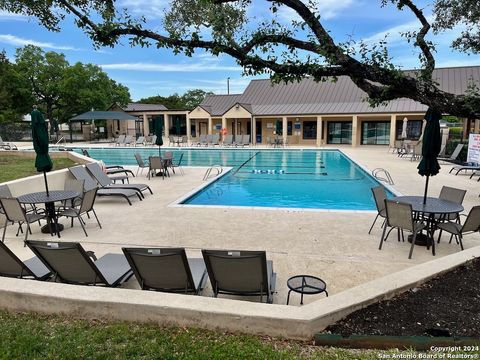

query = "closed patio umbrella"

[
  {"left": 31, "top": 106, "right": 53, "bottom": 195},
  {"left": 154, "top": 116, "right": 164, "bottom": 156},
  {"left": 401, "top": 117, "right": 408, "bottom": 139},
  {"left": 174, "top": 117, "right": 181, "bottom": 136},
  {"left": 417, "top": 107, "right": 442, "bottom": 204}
]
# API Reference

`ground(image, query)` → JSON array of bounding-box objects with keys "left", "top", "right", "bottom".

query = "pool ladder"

[
  {"left": 372, "top": 168, "right": 394, "bottom": 185},
  {"left": 203, "top": 165, "right": 223, "bottom": 180}
]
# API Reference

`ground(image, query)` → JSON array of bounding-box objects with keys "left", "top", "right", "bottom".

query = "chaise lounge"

[
  {"left": 26, "top": 240, "right": 133, "bottom": 287},
  {"left": 122, "top": 247, "right": 208, "bottom": 294},
  {"left": 201, "top": 249, "right": 276, "bottom": 303}
]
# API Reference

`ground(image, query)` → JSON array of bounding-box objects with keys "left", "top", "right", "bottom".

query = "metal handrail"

[
  {"left": 372, "top": 168, "right": 394, "bottom": 185},
  {"left": 203, "top": 165, "right": 223, "bottom": 181},
  {"left": 54, "top": 136, "right": 66, "bottom": 146}
]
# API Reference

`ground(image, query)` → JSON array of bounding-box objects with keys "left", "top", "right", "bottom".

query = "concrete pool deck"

[{"left": 1, "top": 145, "right": 479, "bottom": 338}]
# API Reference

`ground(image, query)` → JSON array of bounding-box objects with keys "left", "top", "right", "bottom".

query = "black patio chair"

[
  {"left": 122, "top": 247, "right": 207, "bottom": 294},
  {"left": 201, "top": 249, "right": 276, "bottom": 303},
  {"left": 26, "top": 240, "right": 133, "bottom": 287}
]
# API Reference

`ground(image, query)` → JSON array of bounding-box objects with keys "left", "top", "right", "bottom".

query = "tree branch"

[{"left": 398, "top": 0, "right": 435, "bottom": 76}]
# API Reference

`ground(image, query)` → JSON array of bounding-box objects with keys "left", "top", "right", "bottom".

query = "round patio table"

[
  {"left": 392, "top": 196, "right": 464, "bottom": 254},
  {"left": 286, "top": 275, "right": 328, "bottom": 305},
  {"left": 18, "top": 190, "right": 81, "bottom": 236}
]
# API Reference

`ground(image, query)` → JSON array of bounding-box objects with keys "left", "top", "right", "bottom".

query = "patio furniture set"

[{"left": 370, "top": 185, "right": 480, "bottom": 259}]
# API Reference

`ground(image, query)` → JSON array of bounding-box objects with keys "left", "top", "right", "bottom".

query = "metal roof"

[
  {"left": 199, "top": 94, "right": 243, "bottom": 116},
  {"left": 123, "top": 103, "right": 168, "bottom": 112},
  {"left": 69, "top": 111, "right": 138, "bottom": 122},
  {"left": 199, "top": 66, "right": 480, "bottom": 116}
]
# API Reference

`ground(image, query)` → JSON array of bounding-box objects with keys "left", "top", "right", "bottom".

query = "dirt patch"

[{"left": 326, "top": 257, "right": 480, "bottom": 337}]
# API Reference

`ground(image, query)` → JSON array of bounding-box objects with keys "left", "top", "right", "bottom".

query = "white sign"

[{"left": 467, "top": 134, "right": 480, "bottom": 164}]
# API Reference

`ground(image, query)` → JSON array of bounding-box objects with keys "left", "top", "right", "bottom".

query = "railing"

[
  {"left": 372, "top": 168, "right": 394, "bottom": 185},
  {"left": 54, "top": 136, "right": 66, "bottom": 146},
  {"left": 203, "top": 165, "right": 223, "bottom": 181}
]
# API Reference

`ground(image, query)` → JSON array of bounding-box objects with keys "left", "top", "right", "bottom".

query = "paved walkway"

[{"left": 3, "top": 145, "right": 478, "bottom": 305}]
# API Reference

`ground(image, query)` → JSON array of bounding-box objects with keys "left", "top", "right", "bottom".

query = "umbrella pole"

[
  {"left": 43, "top": 171, "right": 50, "bottom": 197},
  {"left": 423, "top": 175, "right": 429, "bottom": 205}
]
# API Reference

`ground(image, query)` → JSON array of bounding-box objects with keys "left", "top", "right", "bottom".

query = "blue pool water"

[{"left": 74, "top": 147, "right": 389, "bottom": 210}]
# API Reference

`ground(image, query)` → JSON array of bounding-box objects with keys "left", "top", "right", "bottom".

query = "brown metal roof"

[
  {"left": 123, "top": 103, "right": 168, "bottom": 112},
  {"left": 199, "top": 94, "right": 244, "bottom": 116},
  {"left": 199, "top": 66, "right": 480, "bottom": 116}
]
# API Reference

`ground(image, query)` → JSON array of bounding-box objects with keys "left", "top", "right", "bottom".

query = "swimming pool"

[{"left": 74, "top": 147, "right": 389, "bottom": 210}]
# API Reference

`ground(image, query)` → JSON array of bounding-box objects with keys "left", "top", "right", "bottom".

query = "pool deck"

[{"left": 1, "top": 144, "right": 479, "bottom": 338}]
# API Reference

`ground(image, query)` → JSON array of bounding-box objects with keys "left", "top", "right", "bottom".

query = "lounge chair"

[
  {"left": 239, "top": 134, "right": 251, "bottom": 147},
  {"left": 134, "top": 153, "right": 149, "bottom": 176},
  {"left": 223, "top": 135, "right": 233, "bottom": 147},
  {"left": 449, "top": 163, "right": 480, "bottom": 175},
  {"left": 150, "top": 135, "right": 157, "bottom": 145},
  {"left": 0, "top": 197, "right": 46, "bottom": 244},
  {"left": 168, "top": 135, "right": 175, "bottom": 146},
  {"left": 438, "top": 143, "right": 464, "bottom": 163},
  {"left": 211, "top": 134, "right": 220, "bottom": 146},
  {"left": 57, "top": 188, "right": 101, "bottom": 237},
  {"left": 0, "top": 241, "right": 51, "bottom": 280},
  {"left": 123, "top": 135, "right": 133, "bottom": 146},
  {"left": 69, "top": 166, "right": 141, "bottom": 205},
  {"left": 85, "top": 163, "right": 153, "bottom": 198},
  {"left": 201, "top": 249, "right": 277, "bottom": 303},
  {"left": 0, "top": 136, "right": 18, "bottom": 150},
  {"left": 196, "top": 134, "right": 207, "bottom": 147},
  {"left": 82, "top": 149, "right": 134, "bottom": 177},
  {"left": 135, "top": 136, "right": 146, "bottom": 146},
  {"left": 122, "top": 247, "right": 208, "bottom": 294},
  {"left": 26, "top": 240, "right": 133, "bottom": 287},
  {"left": 114, "top": 135, "right": 125, "bottom": 146},
  {"left": 205, "top": 134, "right": 213, "bottom": 147}
]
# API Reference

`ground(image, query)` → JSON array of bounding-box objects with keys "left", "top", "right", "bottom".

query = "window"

[
  {"left": 327, "top": 122, "right": 352, "bottom": 144},
  {"left": 287, "top": 121, "right": 292, "bottom": 136},
  {"left": 396, "top": 120, "right": 422, "bottom": 140},
  {"left": 361, "top": 121, "right": 390, "bottom": 145},
  {"left": 303, "top": 121, "right": 317, "bottom": 139}
]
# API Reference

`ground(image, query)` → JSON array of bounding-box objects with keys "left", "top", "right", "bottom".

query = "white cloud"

[
  {"left": 0, "top": 11, "right": 28, "bottom": 21},
  {"left": 277, "top": 0, "right": 354, "bottom": 23},
  {"left": 100, "top": 62, "right": 242, "bottom": 72},
  {"left": 0, "top": 34, "right": 80, "bottom": 51},
  {"left": 117, "top": 0, "right": 169, "bottom": 19}
]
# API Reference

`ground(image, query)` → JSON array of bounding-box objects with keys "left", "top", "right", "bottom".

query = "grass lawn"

[
  {"left": 0, "top": 311, "right": 414, "bottom": 359},
  {"left": 0, "top": 155, "right": 76, "bottom": 183}
]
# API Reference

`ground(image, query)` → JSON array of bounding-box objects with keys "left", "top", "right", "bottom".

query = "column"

[
  {"left": 208, "top": 117, "right": 213, "bottom": 135},
  {"left": 252, "top": 116, "right": 256, "bottom": 145},
  {"left": 143, "top": 114, "right": 149, "bottom": 135},
  {"left": 316, "top": 116, "right": 323, "bottom": 147},
  {"left": 351, "top": 115, "right": 359, "bottom": 146},
  {"left": 186, "top": 115, "right": 191, "bottom": 141},
  {"left": 282, "top": 116, "right": 288, "bottom": 146},
  {"left": 164, "top": 114, "right": 170, "bottom": 138},
  {"left": 389, "top": 114, "right": 397, "bottom": 147}
]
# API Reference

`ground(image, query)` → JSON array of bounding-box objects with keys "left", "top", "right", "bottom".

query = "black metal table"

[
  {"left": 286, "top": 275, "right": 328, "bottom": 305},
  {"left": 392, "top": 196, "right": 464, "bottom": 255},
  {"left": 18, "top": 190, "right": 81, "bottom": 237}
]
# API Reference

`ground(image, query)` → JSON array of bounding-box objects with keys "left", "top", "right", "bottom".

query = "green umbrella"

[
  {"left": 174, "top": 117, "right": 181, "bottom": 136},
  {"left": 275, "top": 119, "right": 282, "bottom": 136},
  {"left": 417, "top": 107, "right": 442, "bottom": 204},
  {"left": 31, "top": 108, "right": 53, "bottom": 195},
  {"left": 154, "top": 116, "right": 164, "bottom": 156}
]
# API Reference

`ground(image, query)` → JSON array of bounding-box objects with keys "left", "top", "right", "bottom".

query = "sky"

[{"left": 0, "top": 0, "right": 478, "bottom": 101}]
